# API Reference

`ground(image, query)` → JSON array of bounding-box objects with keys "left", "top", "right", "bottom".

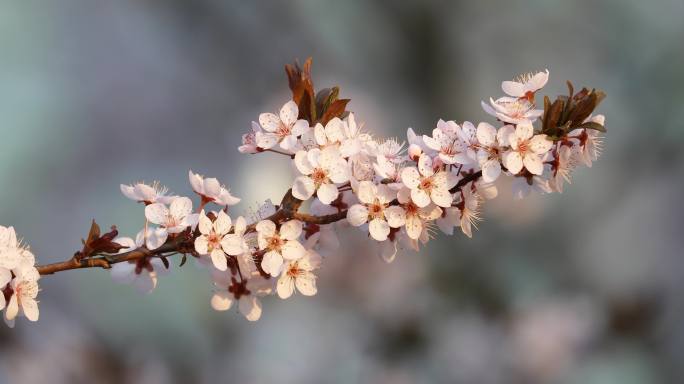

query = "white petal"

[
  {"left": 294, "top": 150, "right": 314, "bottom": 175},
  {"left": 476, "top": 122, "right": 497, "bottom": 147},
  {"left": 291, "top": 120, "right": 309, "bottom": 136},
  {"left": 385, "top": 206, "right": 406, "bottom": 228},
  {"left": 292, "top": 176, "right": 316, "bottom": 201},
  {"left": 277, "top": 275, "right": 295, "bottom": 299},
  {"left": 515, "top": 122, "right": 534, "bottom": 141},
  {"left": 21, "top": 298, "right": 39, "bottom": 321},
  {"left": 357, "top": 180, "right": 376, "bottom": 204},
  {"left": 317, "top": 183, "right": 339, "bottom": 205},
  {"left": 110, "top": 262, "right": 136, "bottom": 284},
  {"left": 280, "top": 220, "right": 303, "bottom": 240},
  {"left": 375, "top": 184, "right": 396, "bottom": 205},
  {"left": 418, "top": 154, "right": 434, "bottom": 176},
  {"left": 431, "top": 188, "right": 453, "bottom": 208},
  {"left": 411, "top": 188, "right": 431, "bottom": 208},
  {"left": 203, "top": 178, "right": 222, "bottom": 199},
  {"left": 5, "top": 294, "right": 18, "bottom": 321},
  {"left": 210, "top": 291, "right": 234, "bottom": 311},
  {"left": 401, "top": 167, "right": 421, "bottom": 189},
  {"left": 314, "top": 123, "right": 327, "bottom": 145},
  {"left": 405, "top": 215, "right": 423, "bottom": 240},
  {"left": 530, "top": 134, "right": 553, "bottom": 154},
  {"left": 144, "top": 203, "right": 169, "bottom": 225},
  {"left": 188, "top": 170, "right": 204, "bottom": 194},
  {"left": 0, "top": 268, "right": 12, "bottom": 287},
  {"left": 259, "top": 112, "right": 281, "bottom": 132},
  {"left": 281, "top": 240, "right": 306, "bottom": 260},
  {"left": 221, "top": 235, "right": 244, "bottom": 256},
  {"left": 211, "top": 249, "right": 228, "bottom": 271},
  {"left": 481, "top": 159, "right": 502, "bottom": 183},
  {"left": 528, "top": 69, "right": 549, "bottom": 91},
  {"left": 422, "top": 135, "right": 441, "bottom": 151},
  {"left": 327, "top": 160, "right": 350, "bottom": 184},
  {"left": 214, "top": 210, "right": 232, "bottom": 235},
  {"left": 523, "top": 154, "right": 544, "bottom": 175},
  {"left": 256, "top": 132, "right": 279, "bottom": 149},
  {"left": 279, "top": 100, "right": 299, "bottom": 127},
  {"left": 369, "top": 218, "right": 390, "bottom": 241},
  {"left": 261, "top": 251, "right": 283, "bottom": 276},
  {"left": 169, "top": 197, "right": 192, "bottom": 220},
  {"left": 145, "top": 228, "right": 168, "bottom": 250},
  {"left": 347, "top": 204, "right": 369, "bottom": 226},
  {"left": 198, "top": 211, "right": 212, "bottom": 235},
  {"left": 501, "top": 80, "right": 525, "bottom": 97},
  {"left": 256, "top": 220, "right": 276, "bottom": 237},
  {"left": 503, "top": 151, "right": 523, "bottom": 175},
  {"left": 295, "top": 274, "right": 317, "bottom": 296}
]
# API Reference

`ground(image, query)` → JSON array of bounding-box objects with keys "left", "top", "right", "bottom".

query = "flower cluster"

[
  {"left": 0, "top": 226, "right": 40, "bottom": 327},
  {"left": 3, "top": 60, "right": 606, "bottom": 325}
]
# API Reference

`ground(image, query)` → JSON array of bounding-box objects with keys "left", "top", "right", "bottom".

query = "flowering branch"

[{"left": 0, "top": 58, "right": 607, "bottom": 326}]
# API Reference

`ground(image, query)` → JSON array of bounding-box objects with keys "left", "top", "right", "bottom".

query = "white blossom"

[
  {"left": 400, "top": 154, "right": 457, "bottom": 208},
  {"left": 120, "top": 181, "right": 177, "bottom": 205},
  {"left": 397, "top": 188, "right": 442, "bottom": 240},
  {"left": 292, "top": 146, "right": 350, "bottom": 204},
  {"left": 188, "top": 170, "right": 241, "bottom": 206},
  {"left": 277, "top": 243, "right": 322, "bottom": 299},
  {"left": 570, "top": 115, "right": 604, "bottom": 168},
  {"left": 256, "top": 100, "right": 309, "bottom": 151},
  {"left": 549, "top": 145, "right": 577, "bottom": 193},
  {"left": 476, "top": 123, "right": 514, "bottom": 183},
  {"left": 482, "top": 97, "right": 543, "bottom": 125},
  {"left": 502, "top": 122, "right": 553, "bottom": 175},
  {"left": 144, "top": 197, "right": 198, "bottom": 250},
  {"left": 194, "top": 210, "right": 233, "bottom": 271},
  {"left": 110, "top": 232, "right": 169, "bottom": 294},
  {"left": 210, "top": 270, "right": 272, "bottom": 322},
  {"left": 501, "top": 70, "right": 549, "bottom": 99},
  {"left": 238, "top": 121, "right": 261, "bottom": 154},
  {"left": 256, "top": 220, "right": 306, "bottom": 276},
  {"left": 347, "top": 181, "right": 406, "bottom": 241}
]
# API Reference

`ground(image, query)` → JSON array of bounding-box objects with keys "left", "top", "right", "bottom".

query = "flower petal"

[
  {"left": 144, "top": 203, "right": 169, "bottom": 225},
  {"left": 530, "top": 134, "right": 553, "bottom": 154},
  {"left": 317, "top": 183, "right": 339, "bottom": 205},
  {"left": 239, "top": 296, "right": 262, "bottom": 321},
  {"left": 411, "top": 188, "right": 431, "bottom": 208},
  {"left": 295, "top": 274, "right": 317, "bottom": 296},
  {"left": 211, "top": 249, "right": 228, "bottom": 271},
  {"left": 501, "top": 80, "right": 525, "bottom": 97},
  {"left": 401, "top": 167, "right": 421, "bottom": 189},
  {"left": 368, "top": 218, "right": 390, "bottom": 241},
  {"left": 280, "top": 220, "right": 303, "bottom": 240},
  {"left": 261, "top": 251, "right": 283, "bottom": 276},
  {"left": 347, "top": 204, "right": 369, "bottom": 227},
  {"left": 385, "top": 206, "right": 406, "bottom": 228},
  {"left": 281, "top": 240, "right": 305, "bottom": 260},
  {"left": 214, "top": 210, "right": 232, "bottom": 235},
  {"left": 259, "top": 112, "right": 281, "bottom": 132},
  {"left": 481, "top": 159, "right": 502, "bottom": 183},
  {"left": 292, "top": 176, "right": 316, "bottom": 201},
  {"left": 277, "top": 275, "right": 295, "bottom": 299},
  {"left": 503, "top": 151, "right": 523, "bottom": 175},
  {"left": 418, "top": 154, "right": 434, "bottom": 177},
  {"left": 210, "top": 291, "right": 234, "bottom": 311},
  {"left": 279, "top": 100, "right": 299, "bottom": 127},
  {"left": 523, "top": 154, "right": 544, "bottom": 175}
]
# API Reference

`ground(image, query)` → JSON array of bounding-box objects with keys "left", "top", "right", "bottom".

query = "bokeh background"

[{"left": 1, "top": 1, "right": 683, "bottom": 383}]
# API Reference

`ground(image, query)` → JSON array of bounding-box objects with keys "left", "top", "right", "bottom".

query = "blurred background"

[{"left": 1, "top": 0, "right": 683, "bottom": 383}]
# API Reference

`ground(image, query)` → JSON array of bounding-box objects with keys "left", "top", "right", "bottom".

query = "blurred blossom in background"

[{"left": 1, "top": 1, "right": 683, "bottom": 383}]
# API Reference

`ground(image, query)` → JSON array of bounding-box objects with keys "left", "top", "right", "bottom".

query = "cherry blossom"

[
  {"left": 570, "top": 115, "right": 605, "bottom": 168},
  {"left": 188, "top": 170, "right": 241, "bottom": 207},
  {"left": 210, "top": 269, "right": 272, "bottom": 322},
  {"left": 400, "top": 154, "right": 457, "bottom": 208},
  {"left": 502, "top": 70, "right": 549, "bottom": 100},
  {"left": 277, "top": 244, "right": 322, "bottom": 299},
  {"left": 347, "top": 181, "right": 406, "bottom": 241},
  {"left": 238, "top": 121, "right": 261, "bottom": 154},
  {"left": 502, "top": 122, "right": 553, "bottom": 176},
  {"left": 120, "top": 181, "right": 177, "bottom": 205},
  {"left": 482, "top": 97, "right": 543, "bottom": 125},
  {"left": 194, "top": 210, "right": 233, "bottom": 271},
  {"left": 4, "top": 273, "right": 40, "bottom": 325},
  {"left": 397, "top": 187, "right": 442, "bottom": 240},
  {"left": 256, "top": 219, "right": 306, "bottom": 276},
  {"left": 549, "top": 145, "right": 577, "bottom": 193},
  {"left": 456, "top": 184, "right": 482, "bottom": 238},
  {"left": 144, "top": 197, "right": 198, "bottom": 250},
  {"left": 476, "top": 123, "right": 513, "bottom": 183},
  {"left": 422, "top": 119, "right": 466, "bottom": 165},
  {"left": 256, "top": 100, "right": 309, "bottom": 151},
  {"left": 292, "top": 146, "right": 349, "bottom": 204}
]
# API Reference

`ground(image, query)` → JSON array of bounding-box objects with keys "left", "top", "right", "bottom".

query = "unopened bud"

[{"left": 408, "top": 144, "right": 422, "bottom": 161}]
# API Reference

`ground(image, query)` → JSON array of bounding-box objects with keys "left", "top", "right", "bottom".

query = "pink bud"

[{"left": 408, "top": 144, "right": 422, "bottom": 161}]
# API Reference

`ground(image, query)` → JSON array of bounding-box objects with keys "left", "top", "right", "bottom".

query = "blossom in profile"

[{"left": 188, "top": 170, "right": 241, "bottom": 207}]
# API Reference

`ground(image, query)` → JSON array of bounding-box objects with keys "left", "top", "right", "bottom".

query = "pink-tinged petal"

[
  {"left": 523, "top": 154, "right": 544, "bottom": 175},
  {"left": 317, "top": 183, "right": 339, "bottom": 205},
  {"left": 198, "top": 211, "right": 212, "bottom": 235},
  {"left": 324, "top": 118, "right": 345, "bottom": 142},
  {"left": 347, "top": 204, "right": 369, "bottom": 226},
  {"left": 397, "top": 187, "right": 412, "bottom": 204},
  {"left": 281, "top": 240, "right": 305, "bottom": 260},
  {"left": 194, "top": 236, "right": 209, "bottom": 255},
  {"left": 481, "top": 100, "right": 498, "bottom": 117},
  {"left": 5, "top": 294, "right": 18, "bottom": 321},
  {"left": 431, "top": 188, "right": 453, "bottom": 208},
  {"left": 411, "top": 188, "right": 431, "bottom": 208},
  {"left": 261, "top": 251, "right": 283, "bottom": 276},
  {"left": 214, "top": 210, "right": 232, "bottom": 235},
  {"left": 221, "top": 234, "right": 245, "bottom": 256},
  {"left": 295, "top": 274, "right": 317, "bottom": 296},
  {"left": 481, "top": 159, "right": 502, "bottom": 183},
  {"left": 169, "top": 197, "right": 192, "bottom": 220},
  {"left": 501, "top": 80, "right": 525, "bottom": 97},
  {"left": 328, "top": 160, "right": 350, "bottom": 184},
  {"left": 277, "top": 275, "right": 295, "bottom": 299},
  {"left": 21, "top": 298, "right": 39, "bottom": 322},
  {"left": 368, "top": 218, "right": 390, "bottom": 241},
  {"left": 460, "top": 218, "right": 473, "bottom": 238},
  {"left": 259, "top": 112, "right": 281, "bottom": 132},
  {"left": 459, "top": 121, "right": 477, "bottom": 144},
  {"left": 234, "top": 216, "right": 247, "bottom": 235},
  {"left": 120, "top": 184, "right": 139, "bottom": 201},
  {"left": 279, "top": 134, "right": 298, "bottom": 151},
  {"left": 216, "top": 190, "right": 240, "bottom": 206},
  {"left": 497, "top": 125, "right": 515, "bottom": 146},
  {"left": 314, "top": 123, "right": 327, "bottom": 145},
  {"left": 211, "top": 249, "right": 228, "bottom": 271},
  {"left": 418, "top": 154, "right": 434, "bottom": 177},
  {"left": 0, "top": 268, "right": 12, "bottom": 287},
  {"left": 476, "top": 122, "right": 497, "bottom": 147},
  {"left": 256, "top": 132, "right": 279, "bottom": 149},
  {"left": 385, "top": 206, "right": 406, "bottom": 228},
  {"left": 515, "top": 122, "right": 534, "bottom": 141},
  {"left": 239, "top": 296, "right": 262, "bottom": 321},
  {"left": 530, "top": 134, "right": 553, "bottom": 154},
  {"left": 503, "top": 151, "right": 523, "bottom": 175},
  {"left": 295, "top": 150, "right": 314, "bottom": 175},
  {"left": 375, "top": 184, "right": 396, "bottom": 205},
  {"left": 188, "top": 170, "right": 204, "bottom": 194},
  {"left": 280, "top": 220, "right": 303, "bottom": 240},
  {"left": 203, "top": 178, "right": 222, "bottom": 199},
  {"left": 431, "top": 172, "right": 448, "bottom": 190},
  {"left": 401, "top": 167, "right": 421, "bottom": 189},
  {"left": 279, "top": 100, "right": 299, "bottom": 127},
  {"left": 405, "top": 215, "right": 423, "bottom": 240},
  {"left": 291, "top": 119, "right": 309, "bottom": 136},
  {"left": 292, "top": 176, "right": 316, "bottom": 201},
  {"left": 210, "top": 291, "right": 233, "bottom": 311},
  {"left": 256, "top": 220, "right": 276, "bottom": 237},
  {"left": 144, "top": 203, "right": 169, "bottom": 225},
  {"left": 422, "top": 135, "right": 441, "bottom": 151},
  {"left": 146, "top": 228, "right": 168, "bottom": 250},
  {"left": 528, "top": 69, "right": 549, "bottom": 91},
  {"left": 357, "top": 181, "right": 376, "bottom": 204}
]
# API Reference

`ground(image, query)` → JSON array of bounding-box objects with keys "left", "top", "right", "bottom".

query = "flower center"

[
  {"left": 518, "top": 140, "right": 529, "bottom": 154},
  {"left": 368, "top": 202, "right": 385, "bottom": 219},
  {"left": 286, "top": 262, "right": 302, "bottom": 278},
  {"left": 267, "top": 235, "right": 284, "bottom": 251},
  {"left": 420, "top": 178, "right": 434, "bottom": 191},
  {"left": 207, "top": 233, "right": 221, "bottom": 250},
  {"left": 276, "top": 123, "right": 291, "bottom": 138},
  {"left": 311, "top": 168, "right": 328, "bottom": 185}
]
